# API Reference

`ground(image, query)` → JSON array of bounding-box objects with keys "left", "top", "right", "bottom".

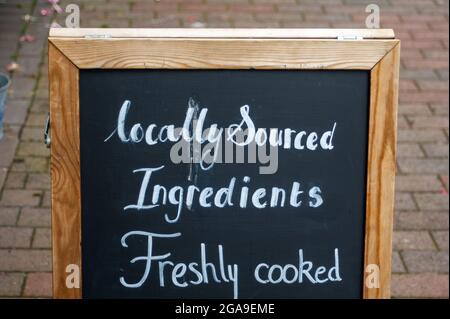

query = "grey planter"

[{"left": 0, "top": 73, "right": 11, "bottom": 139}]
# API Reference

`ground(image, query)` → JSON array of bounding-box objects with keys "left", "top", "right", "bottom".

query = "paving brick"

[
  {"left": 180, "top": 3, "right": 228, "bottom": 12},
  {"left": 397, "top": 129, "right": 448, "bottom": 143},
  {"left": 17, "top": 142, "right": 50, "bottom": 157},
  {"left": 24, "top": 113, "right": 47, "bottom": 127},
  {"left": 403, "top": 59, "right": 449, "bottom": 70},
  {"left": 395, "top": 193, "right": 418, "bottom": 211},
  {"left": 205, "top": 21, "right": 232, "bottom": 27},
  {"left": 429, "top": 103, "right": 449, "bottom": 116},
  {"left": 0, "top": 189, "right": 41, "bottom": 207},
  {"left": 402, "top": 14, "right": 448, "bottom": 23},
  {"left": 14, "top": 56, "right": 41, "bottom": 77},
  {"left": 6, "top": 125, "right": 21, "bottom": 135},
  {"left": 393, "top": 0, "right": 434, "bottom": 8},
  {"left": 399, "top": 158, "right": 449, "bottom": 174},
  {"left": 7, "top": 76, "right": 35, "bottom": 100},
  {"left": 132, "top": 2, "right": 179, "bottom": 11},
  {"left": 17, "top": 207, "right": 50, "bottom": 227},
  {"left": 42, "top": 190, "right": 51, "bottom": 207},
  {"left": 29, "top": 100, "right": 49, "bottom": 114},
  {"left": 423, "top": 49, "right": 449, "bottom": 59},
  {"left": 397, "top": 116, "right": 409, "bottom": 129},
  {"left": 23, "top": 272, "right": 52, "bottom": 297},
  {"left": 422, "top": 143, "right": 449, "bottom": 158},
  {"left": 3, "top": 99, "right": 29, "bottom": 125},
  {"left": 0, "top": 132, "right": 19, "bottom": 167},
  {"left": 307, "top": 13, "right": 351, "bottom": 22},
  {"left": 0, "top": 272, "right": 25, "bottom": 297},
  {"left": 33, "top": 86, "right": 49, "bottom": 99},
  {"left": 415, "top": 193, "right": 449, "bottom": 210},
  {"left": 417, "top": 80, "right": 449, "bottom": 91},
  {"left": 399, "top": 80, "right": 418, "bottom": 92},
  {"left": 208, "top": 0, "right": 250, "bottom": 3},
  {"left": 4, "top": 171, "right": 26, "bottom": 188},
  {"left": 432, "top": 231, "right": 449, "bottom": 251},
  {"left": 230, "top": 3, "right": 276, "bottom": 13},
  {"left": 0, "top": 207, "right": 19, "bottom": 226},
  {"left": 398, "top": 103, "right": 431, "bottom": 116},
  {"left": 396, "top": 175, "right": 442, "bottom": 192},
  {"left": 254, "top": 12, "right": 304, "bottom": 24},
  {"left": 0, "top": 167, "right": 6, "bottom": 190},
  {"left": 32, "top": 228, "right": 51, "bottom": 248},
  {"left": 0, "top": 249, "right": 51, "bottom": 271},
  {"left": 438, "top": 70, "right": 449, "bottom": 80},
  {"left": 400, "top": 92, "right": 449, "bottom": 104},
  {"left": 18, "top": 39, "right": 48, "bottom": 58},
  {"left": 397, "top": 143, "right": 424, "bottom": 157},
  {"left": 395, "top": 211, "right": 449, "bottom": 230},
  {"left": 402, "top": 251, "right": 449, "bottom": 273},
  {"left": 393, "top": 231, "right": 436, "bottom": 250},
  {"left": 400, "top": 69, "right": 439, "bottom": 80},
  {"left": 392, "top": 274, "right": 449, "bottom": 298},
  {"left": 26, "top": 173, "right": 50, "bottom": 190},
  {"left": 280, "top": 3, "right": 323, "bottom": 13},
  {"left": 21, "top": 127, "right": 45, "bottom": 142},
  {"left": 409, "top": 116, "right": 449, "bottom": 129},
  {"left": 10, "top": 157, "right": 48, "bottom": 173},
  {"left": 392, "top": 251, "right": 406, "bottom": 273},
  {"left": 398, "top": 49, "right": 422, "bottom": 59},
  {"left": 0, "top": 226, "right": 33, "bottom": 248},
  {"left": 440, "top": 175, "right": 449, "bottom": 190}
]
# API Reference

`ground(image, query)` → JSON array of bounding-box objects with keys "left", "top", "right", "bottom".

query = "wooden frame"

[{"left": 48, "top": 28, "right": 400, "bottom": 299}]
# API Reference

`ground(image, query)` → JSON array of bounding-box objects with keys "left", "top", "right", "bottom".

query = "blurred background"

[{"left": 0, "top": 0, "right": 448, "bottom": 298}]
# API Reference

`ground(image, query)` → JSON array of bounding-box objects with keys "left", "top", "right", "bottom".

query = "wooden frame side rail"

[{"left": 48, "top": 28, "right": 400, "bottom": 299}]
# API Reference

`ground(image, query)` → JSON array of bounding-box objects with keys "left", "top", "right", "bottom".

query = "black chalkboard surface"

[{"left": 79, "top": 70, "right": 369, "bottom": 299}]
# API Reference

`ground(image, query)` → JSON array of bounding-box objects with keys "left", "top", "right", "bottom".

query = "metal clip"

[
  {"left": 84, "top": 34, "right": 112, "bottom": 39},
  {"left": 337, "top": 35, "right": 363, "bottom": 41},
  {"left": 44, "top": 113, "right": 51, "bottom": 148}
]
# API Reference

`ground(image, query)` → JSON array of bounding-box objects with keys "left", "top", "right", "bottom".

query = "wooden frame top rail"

[
  {"left": 49, "top": 39, "right": 399, "bottom": 70},
  {"left": 49, "top": 28, "right": 395, "bottom": 39}
]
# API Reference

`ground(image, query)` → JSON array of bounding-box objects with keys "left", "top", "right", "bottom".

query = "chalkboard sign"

[{"left": 48, "top": 28, "right": 400, "bottom": 299}]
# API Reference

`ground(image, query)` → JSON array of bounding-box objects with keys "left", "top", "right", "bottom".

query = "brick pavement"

[{"left": 0, "top": 0, "right": 448, "bottom": 298}]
